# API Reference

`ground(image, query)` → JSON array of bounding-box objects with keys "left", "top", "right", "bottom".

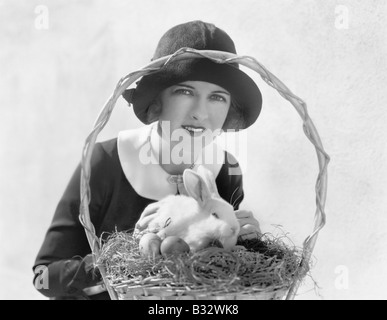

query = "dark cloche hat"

[{"left": 123, "top": 20, "right": 262, "bottom": 130}]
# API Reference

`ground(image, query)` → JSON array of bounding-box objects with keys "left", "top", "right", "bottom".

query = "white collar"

[{"left": 117, "top": 123, "right": 225, "bottom": 200}]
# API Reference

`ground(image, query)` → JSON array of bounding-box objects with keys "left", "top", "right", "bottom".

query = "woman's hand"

[
  {"left": 235, "top": 209, "right": 262, "bottom": 240},
  {"left": 133, "top": 202, "right": 162, "bottom": 238}
]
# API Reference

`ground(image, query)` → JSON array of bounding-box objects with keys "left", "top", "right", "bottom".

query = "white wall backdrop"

[{"left": 1, "top": 0, "right": 386, "bottom": 300}]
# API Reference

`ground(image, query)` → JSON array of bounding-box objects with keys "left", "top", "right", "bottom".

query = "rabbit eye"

[{"left": 212, "top": 212, "right": 219, "bottom": 219}]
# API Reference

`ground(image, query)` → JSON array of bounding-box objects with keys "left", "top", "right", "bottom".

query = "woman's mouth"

[{"left": 181, "top": 125, "right": 206, "bottom": 137}]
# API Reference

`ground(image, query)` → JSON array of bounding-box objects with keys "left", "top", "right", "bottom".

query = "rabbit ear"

[
  {"left": 196, "top": 165, "right": 221, "bottom": 198},
  {"left": 183, "top": 169, "right": 212, "bottom": 206}
]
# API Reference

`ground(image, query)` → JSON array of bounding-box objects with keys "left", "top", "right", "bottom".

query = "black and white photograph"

[{"left": 1, "top": 0, "right": 386, "bottom": 301}]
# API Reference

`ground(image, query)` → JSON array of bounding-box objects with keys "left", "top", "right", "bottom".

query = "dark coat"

[{"left": 33, "top": 137, "right": 244, "bottom": 300}]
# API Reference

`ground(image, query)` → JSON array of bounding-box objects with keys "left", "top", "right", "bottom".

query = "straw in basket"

[{"left": 78, "top": 48, "right": 330, "bottom": 300}]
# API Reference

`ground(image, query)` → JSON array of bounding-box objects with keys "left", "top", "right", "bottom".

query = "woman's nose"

[{"left": 190, "top": 97, "right": 209, "bottom": 122}]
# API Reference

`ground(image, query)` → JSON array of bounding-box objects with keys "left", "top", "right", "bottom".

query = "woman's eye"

[
  {"left": 174, "top": 88, "right": 193, "bottom": 96},
  {"left": 210, "top": 94, "right": 227, "bottom": 102}
]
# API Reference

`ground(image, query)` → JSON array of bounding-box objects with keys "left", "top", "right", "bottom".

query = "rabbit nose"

[{"left": 231, "top": 227, "right": 238, "bottom": 235}]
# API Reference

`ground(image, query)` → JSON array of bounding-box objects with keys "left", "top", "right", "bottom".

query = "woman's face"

[{"left": 156, "top": 81, "right": 231, "bottom": 143}]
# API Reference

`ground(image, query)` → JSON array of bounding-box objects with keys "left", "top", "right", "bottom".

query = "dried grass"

[{"left": 97, "top": 230, "right": 307, "bottom": 294}]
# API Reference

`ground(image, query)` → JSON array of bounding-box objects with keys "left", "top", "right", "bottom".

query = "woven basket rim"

[
  {"left": 111, "top": 279, "right": 290, "bottom": 292},
  {"left": 113, "top": 281, "right": 290, "bottom": 300}
]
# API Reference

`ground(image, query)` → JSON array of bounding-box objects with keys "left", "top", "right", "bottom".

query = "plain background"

[{"left": 1, "top": 0, "right": 386, "bottom": 300}]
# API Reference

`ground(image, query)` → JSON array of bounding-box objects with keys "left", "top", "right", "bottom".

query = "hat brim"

[{"left": 127, "top": 58, "right": 262, "bottom": 130}]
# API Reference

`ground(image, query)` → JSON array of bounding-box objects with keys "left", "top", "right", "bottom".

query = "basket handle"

[{"left": 79, "top": 48, "right": 330, "bottom": 300}]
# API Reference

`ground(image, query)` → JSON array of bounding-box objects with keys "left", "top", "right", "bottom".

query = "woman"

[{"left": 33, "top": 20, "right": 262, "bottom": 300}]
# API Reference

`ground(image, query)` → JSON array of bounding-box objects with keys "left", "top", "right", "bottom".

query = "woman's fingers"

[
  {"left": 235, "top": 210, "right": 261, "bottom": 230},
  {"left": 239, "top": 217, "right": 261, "bottom": 229},
  {"left": 236, "top": 209, "right": 262, "bottom": 237},
  {"left": 240, "top": 224, "right": 261, "bottom": 235},
  {"left": 135, "top": 202, "right": 161, "bottom": 231},
  {"left": 238, "top": 223, "right": 262, "bottom": 240},
  {"left": 235, "top": 209, "right": 254, "bottom": 219},
  {"left": 239, "top": 231, "right": 260, "bottom": 240},
  {"left": 135, "top": 215, "right": 159, "bottom": 231}
]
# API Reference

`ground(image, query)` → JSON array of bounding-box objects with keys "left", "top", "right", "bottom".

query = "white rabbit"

[{"left": 135, "top": 165, "right": 240, "bottom": 251}]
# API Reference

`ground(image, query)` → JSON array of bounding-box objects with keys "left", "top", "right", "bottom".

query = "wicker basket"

[
  {"left": 114, "top": 282, "right": 288, "bottom": 301},
  {"left": 79, "top": 48, "right": 330, "bottom": 300}
]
